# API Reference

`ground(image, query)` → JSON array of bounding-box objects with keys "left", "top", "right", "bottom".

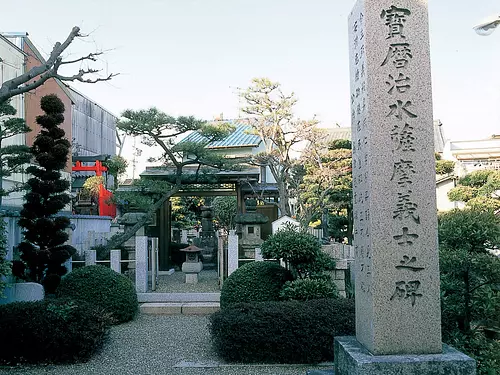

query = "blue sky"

[{"left": 2, "top": 0, "right": 499, "bottom": 145}]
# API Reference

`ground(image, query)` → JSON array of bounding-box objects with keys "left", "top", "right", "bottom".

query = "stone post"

[
  {"left": 64, "top": 257, "right": 72, "bottom": 273},
  {"left": 254, "top": 247, "right": 264, "bottom": 261},
  {"left": 227, "top": 230, "right": 239, "bottom": 276},
  {"left": 135, "top": 236, "right": 148, "bottom": 293},
  {"left": 335, "top": 1, "right": 476, "bottom": 374},
  {"left": 110, "top": 250, "right": 121, "bottom": 273},
  {"left": 181, "top": 229, "right": 188, "bottom": 244},
  {"left": 85, "top": 250, "right": 96, "bottom": 266}
]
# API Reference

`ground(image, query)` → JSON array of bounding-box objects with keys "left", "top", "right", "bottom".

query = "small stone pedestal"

[
  {"left": 180, "top": 244, "right": 203, "bottom": 284},
  {"left": 334, "top": 337, "right": 476, "bottom": 375}
]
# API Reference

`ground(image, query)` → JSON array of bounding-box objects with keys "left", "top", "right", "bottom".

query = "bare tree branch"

[{"left": 0, "top": 26, "right": 117, "bottom": 103}]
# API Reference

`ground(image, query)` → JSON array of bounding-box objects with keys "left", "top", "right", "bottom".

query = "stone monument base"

[
  {"left": 334, "top": 337, "right": 476, "bottom": 375},
  {"left": 185, "top": 273, "right": 198, "bottom": 284}
]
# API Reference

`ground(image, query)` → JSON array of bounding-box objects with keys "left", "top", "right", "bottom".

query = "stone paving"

[{"left": 0, "top": 314, "right": 332, "bottom": 375}]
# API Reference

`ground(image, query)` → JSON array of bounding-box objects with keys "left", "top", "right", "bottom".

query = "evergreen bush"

[
  {"left": 210, "top": 298, "right": 355, "bottom": 363},
  {"left": 439, "top": 209, "right": 500, "bottom": 375},
  {"left": 280, "top": 278, "right": 339, "bottom": 301},
  {"left": 261, "top": 226, "right": 335, "bottom": 279},
  {"left": 13, "top": 94, "right": 76, "bottom": 288},
  {"left": 220, "top": 261, "right": 292, "bottom": 308},
  {"left": 0, "top": 299, "right": 111, "bottom": 364},
  {"left": 57, "top": 265, "right": 138, "bottom": 324}
]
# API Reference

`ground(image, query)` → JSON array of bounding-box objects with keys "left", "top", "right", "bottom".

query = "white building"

[{"left": 0, "top": 35, "right": 27, "bottom": 207}]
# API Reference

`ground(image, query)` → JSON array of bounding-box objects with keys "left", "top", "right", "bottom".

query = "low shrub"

[
  {"left": 220, "top": 261, "right": 292, "bottom": 308},
  {"left": 0, "top": 299, "right": 111, "bottom": 364},
  {"left": 57, "top": 265, "right": 138, "bottom": 324},
  {"left": 210, "top": 298, "right": 355, "bottom": 363},
  {"left": 444, "top": 330, "right": 500, "bottom": 375},
  {"left": 280, "top": 278, "right": 339, "bottom": 301}
]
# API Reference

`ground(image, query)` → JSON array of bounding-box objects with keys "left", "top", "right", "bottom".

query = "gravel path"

[
  {"left": 0, "top": 314, "right": 331, "bottom": 375},
  {"left": 155, "top": 269, "right": 220, "bottom": 293}
]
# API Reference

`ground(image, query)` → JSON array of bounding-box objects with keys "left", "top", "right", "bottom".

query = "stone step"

[
  {"left": 137, "top": 292, "right": 220, "bottom": 303},
  {"left": 140, "top": 302, "right": 220, "bottom": 315}
]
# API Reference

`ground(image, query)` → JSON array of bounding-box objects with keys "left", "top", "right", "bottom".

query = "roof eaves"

[{"left": 0, "top": 34, "right": 27, "bottom": 56}]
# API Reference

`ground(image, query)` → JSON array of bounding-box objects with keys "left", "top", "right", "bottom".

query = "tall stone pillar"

[{"left": 335, "top": 1, "right": 475, "bottom": 374}]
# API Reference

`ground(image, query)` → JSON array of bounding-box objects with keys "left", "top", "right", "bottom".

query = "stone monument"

[
  {"left": 335, "top": 1, "right": 475, "bottom": 374},
  {"left": 234, "top": 199, "right": 268, "bottom": 259},
  {"left": 180, "top": 244, "right": 204, "bottom": 284}
]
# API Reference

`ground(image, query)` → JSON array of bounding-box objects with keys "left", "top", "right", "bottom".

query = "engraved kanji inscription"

[
  {"left": 387, "top": 100, "right": 417, "bottom": 120},
  {"left": 390, "top": 123, "right": 415, "bottom": 151},
  {"left": 382, "top": 43, "right": 413, "bottom": 68},
  {"left": 396, "top": 255, "right": 425, "bottom": 272},
  {"left": 390, "top": 280, "right": 422, "bottom": 306},
  {"left": 393, "top": 227, "right": 418, "bottom": 246},
  {"left": 393, "top": 191, "right": 420, "bottom": 224},
  {"left": 381, "top": 6, "right": 411, "bottom": 39},
  {"left": 391, "top": 159, "right": 415, "bottom": 186},
  {"left": 386, "top": 72, "right": 411, "bottom": 94}
]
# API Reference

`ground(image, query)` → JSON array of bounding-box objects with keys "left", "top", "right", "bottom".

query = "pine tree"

[
  {"left": 13, "top": 95, "right": 76, "bottom": 285},
  {"left": 0, "top": 100, "right": 31, "bottom": 207}
]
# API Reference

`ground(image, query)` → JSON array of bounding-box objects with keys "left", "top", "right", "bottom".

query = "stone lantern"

[
  {"left": 180, "top": 244, "right": 204, "bottom": 284},
  {"left": 234, "top": 199, "right": 269, "bottom": 259}
]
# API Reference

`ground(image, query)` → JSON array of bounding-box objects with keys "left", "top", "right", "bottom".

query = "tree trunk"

[{"left": 105, "top": 186, "right": 179, "bottom": 250}]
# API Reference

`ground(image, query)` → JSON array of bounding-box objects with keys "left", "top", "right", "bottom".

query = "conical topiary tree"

[{"left": 13, "top": 94, "right": 76, "bottom": 286}]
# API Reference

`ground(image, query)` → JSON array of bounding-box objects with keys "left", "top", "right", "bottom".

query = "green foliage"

[
  {"left": 435, "top": 160, "right": 455, "bottom": 175},
  {"left": 459, "top": 170, "right": 496, "bottom": 188},
  {"left": 0, "top": 100, "right": 31, "bottom": 204},
  {"left": 14, "top": 95, "right": 76, "bottom": 286},
  {"left": 82, "top": 175, "right": 104, "bottom": 197},
  {"left": 448, "top": 185, "right": 477, "bottom": 202},
  {"left": 328, "top": 213, "right": 349, "bottom": 242},
  {"left": 170, "top": 196, "right": 203, "bottom": 229},
  {"left": 220, "top": 261, "right": 292, "bottom": 308},
  {"left": 438, "top": 209, "right": 500, "bottom": 254},
  {"left": 57, "top": 265, "right": 138, "bottom": 324},
  {"left": 114, "top": 178, "right": 174, "bottom": 213},
  {"left": 260, "top": 225, "right": 334, "bottom": 279},
  {"left": 261, "top": 226, "right": 321, "bottom": 267},
  {"left": 296, "top": 136, "right": 352, "bottom": 242},
  {"left": 329, "top": 139, "right": 352, "bottom": 150},
  {"left": 209, "top": 298, "right": 355, "bottom": 363},
  {"left": 104, "top": 155, "right": 128, "bottom": 182},
  {"left": 280, "top": 278, "right": 339, "bottom": 301},
  {"left": 439, "top": 209, "right": 500, "bottom": 375},
  {"left": 0, "top": 299, "right": 111, "bottom": 364},
  {"left": 212, "top": 196, "right": 237, "bottom": 233},
  {"left": 0, "top": 217, "right": 10, "bottom": 296},
  {"left": 448, "top": 170, "right": 500, "bottom": 212},
  {"left": 444, "top": 330, "right": 500, "bottom": 375}
]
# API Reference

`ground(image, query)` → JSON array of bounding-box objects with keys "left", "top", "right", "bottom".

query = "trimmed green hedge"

[
  {"left": 0, "top": 299, "right": 110, "bottom": 364},
  {"left": 220, "top": 261, "right": 292, "bottom": 308},
  {"left": 210, "top": 298, "right": 355, "bottom": 363},
  {"left": 280, "top": 278, "right": 339, "bottom": 301},
  {"left": 57, "top": 265, "right": 138, "bottom": 324}
]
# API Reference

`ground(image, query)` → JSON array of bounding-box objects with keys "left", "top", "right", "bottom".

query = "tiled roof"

[{"left": 179, "top": 119, "right": 261, "bottom": 149}]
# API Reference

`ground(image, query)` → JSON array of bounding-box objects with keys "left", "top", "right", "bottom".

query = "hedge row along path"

[{"left": 0, "top": 315, "right": 332, "bottom": 375}]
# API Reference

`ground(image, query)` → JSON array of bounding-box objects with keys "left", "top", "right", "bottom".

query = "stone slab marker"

[
  {"left": 227, "top": 230, "right": 239, "bottom": 276},
  {"left": 135, "top": 236, "right": 148, "bottom": 293},
  {"left": 335, "top": 0, "right": 476, "bottom": 374},
  {"left": 110, "top": 249, "right": 121, "bottom": 273}
]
